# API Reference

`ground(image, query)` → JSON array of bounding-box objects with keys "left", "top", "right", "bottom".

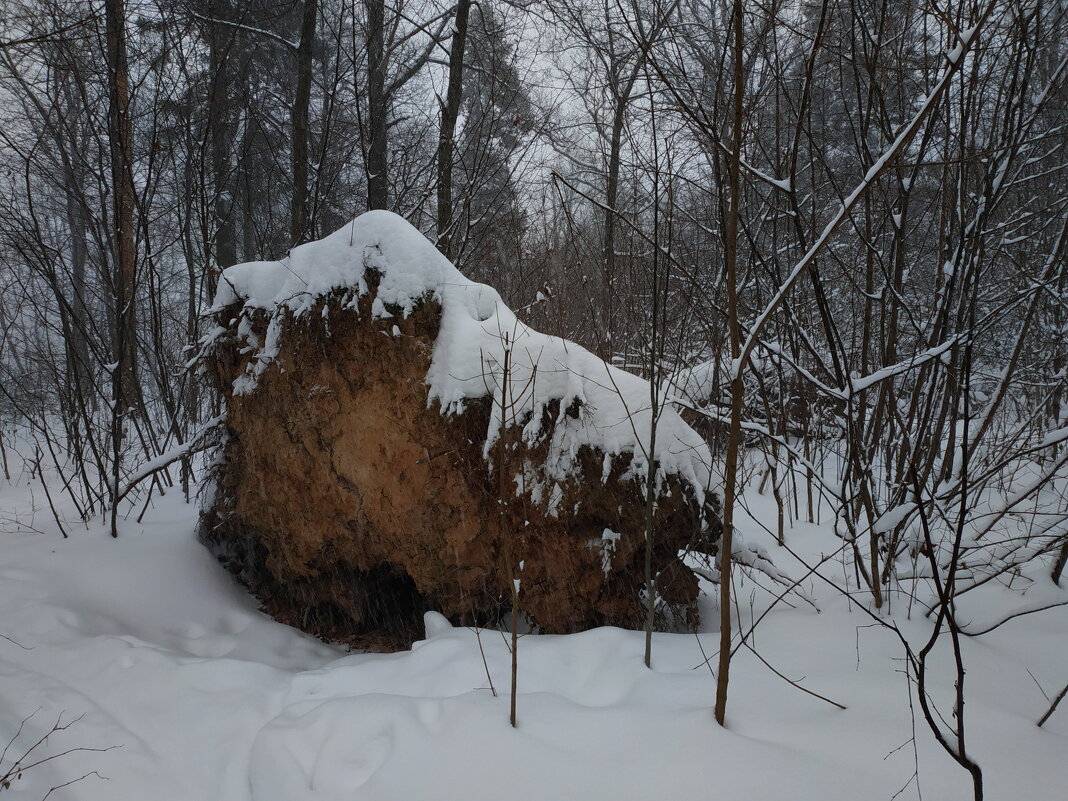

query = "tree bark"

[
  {"left": 715, "top": 0, "right": 745, "bottom": 727},
  {"left": 1053, "top": 539, "right": 1068, "bottom": 586},
  {"left": 61, "top": 134, "right": 93, "bottom": 408},
  {"left": 435, "top": 0, "right": 471, "bottom": 258},
  {"left": 365, "top": 0, "right": 388, "bottom": 210},
  {"left": 208, "top": 10, "right": 237, "bottom": 279},
  {"left": 601, "top": 68, "right": 639, "bottom": 360},
  {"left": 290, "top": 0, "right": 317, "bottom": 245},
  {"left": 105, "top": 0, "right": 137, "bottom": 400},
  {"left": 105, "top": 0, "right": 138, "bottom": 536}
]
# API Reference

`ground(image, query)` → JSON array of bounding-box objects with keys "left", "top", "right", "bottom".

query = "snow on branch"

[
  {"left": 733, "top": 1, "right": 998, "bottom": 381},
  {"left": 189, "top": 12, "right": 298, "bottom": 51},
  {"left": 846, "top": 337, "right": 964, "bottom": 396},
  {"left": 115, "top": 415, "right": 225, "bottom": 504}
]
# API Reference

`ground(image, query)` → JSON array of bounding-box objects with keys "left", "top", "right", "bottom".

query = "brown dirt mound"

[{"left": 199, "top": 288, "right": 720, "bottom": 650}]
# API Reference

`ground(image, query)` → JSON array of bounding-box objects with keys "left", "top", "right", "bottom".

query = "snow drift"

[{"left": 197, "top": 211, "right": 720, "bottom": 647}]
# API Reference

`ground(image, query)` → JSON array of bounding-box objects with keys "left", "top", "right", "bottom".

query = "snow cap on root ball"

[{"left": 208, "top": 210, "right": 713, "bottom": 501}]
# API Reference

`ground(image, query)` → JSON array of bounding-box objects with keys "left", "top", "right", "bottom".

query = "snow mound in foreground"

[
  {"left": 3, "top": 486, "right": 1067, "bottom": 801},
  {"left": 211, "top": 210, "right": 712, "bottom": 498}
]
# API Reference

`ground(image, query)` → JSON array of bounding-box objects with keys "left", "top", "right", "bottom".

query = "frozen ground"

[{"left": 1, "top": 467, "right": 1066, "bottom": 800}]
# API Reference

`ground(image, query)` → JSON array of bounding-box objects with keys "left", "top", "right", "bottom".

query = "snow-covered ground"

[{"left": 1, "top": 466, "right": 1066, "bottom": 800}]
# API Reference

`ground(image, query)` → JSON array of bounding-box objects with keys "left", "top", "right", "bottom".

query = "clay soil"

[{"left": 200, "top": 288, "right": 719, "bottom": 649}]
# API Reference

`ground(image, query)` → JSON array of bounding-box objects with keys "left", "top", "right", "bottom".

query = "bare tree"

[
  {"left": 290, "top": 0, "right": 318, "bottom": 244},
  {"left": 435, "top": 0, "right": 471, "bottom": 256}
]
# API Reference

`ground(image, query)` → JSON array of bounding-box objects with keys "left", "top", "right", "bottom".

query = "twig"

[
  {"left": 188, "top": 11, "right": 298, "bottom": 51},
  {"left": 1026, "top": 668, "right": 1050, "bottom": 701},
  {"left": 0, "top": 711, "right": 119, "bottom": 795},
  {"left": 0, "top": 633, "right": 31, "bottom": 651},
  {"left": 42, "top": 771, "right": 108, "bottom": 801},
  {"left": 1037, "top": 682, "right": 1068, "bottom": 727},
  {"left": 960, "top": 600, "right": 1068, "bottom": 637},
  {"left": 740, "top": 638, "right": 847, "bottom": 710},
  {"left": 33, "top": 447, "right": 67, "bottom": 539},
  {"left": 693, "top": 633, "right": 716, "bottom": 677},
  {"left": 471, "top": 627, "right": 497, "bottom": 697}
]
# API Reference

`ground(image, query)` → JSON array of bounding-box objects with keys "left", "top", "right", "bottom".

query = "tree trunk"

[
  {"left": 105, "top": 0, "right": 138, "bottom": 536},
  {"left": 601, "top": 94, "right": 626, "bottom": 361},
  {"left": 1053, "top": 539, "right": 1068, "bottom": 586},
  {"left": 290, "top": 0, "right": 317, "bottom": 245},
  {"left": 600, "top": 59, "right": 643, "bottom": 362},
  {"left": 715, "top": 0, "right": 745, "bottom": 727},
  {"left": 435, "top": 0, "right": 471, "bottom": 258},
  {"left": 365, "top": 0, "right": 388, "bottom": 210},
  {"left": 208, "top": 12, "right": 237, "bottom": 278},
  {"left": 62, "top": 149, "right": 93, "bottom": 409}
]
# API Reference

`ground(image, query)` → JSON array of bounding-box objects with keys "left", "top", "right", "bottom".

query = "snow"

[
  {"left": 847, "top": 337, "right": 962, "bottom": 395},
  {"left": 209, "top": 211, "right": 712, "bottom": 501},
  {"left": 117, "top": 415, "right": 224, "bottom": 497},
  {"left": 663, "top": 357, "right": 722, "bottom": 406},
  {"left": 1040, "top": 426, "right": 1068, "bottom": 449},
  {"left": 597, "top": 528, "right": 622, "bottom": 575},
  {"left": 2, "top": 467, "right": 1067, "bottom": 801},
  {"left": 872, "top": 502, "right": 918, "bottom": 535}
]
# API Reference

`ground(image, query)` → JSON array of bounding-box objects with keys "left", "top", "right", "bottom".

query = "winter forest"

[{"left": 1, "top": 0, "right": 1066, "bottom": 799}]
